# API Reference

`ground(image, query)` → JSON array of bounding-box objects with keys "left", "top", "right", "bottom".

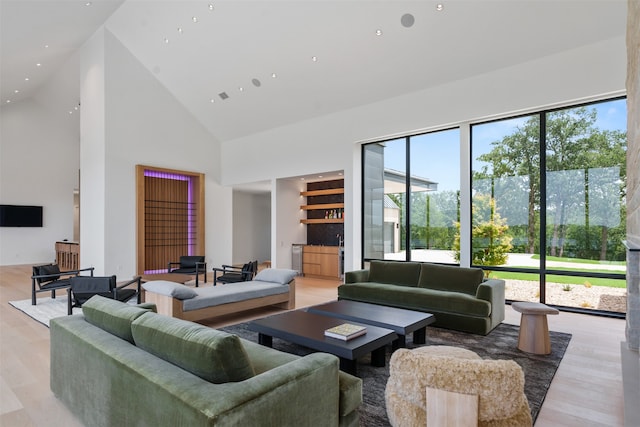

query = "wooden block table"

[{"left": 512, "top": 301, "right": 559, "bottom": 355}]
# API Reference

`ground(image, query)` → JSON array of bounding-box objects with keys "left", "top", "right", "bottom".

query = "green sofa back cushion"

[
  {"left": 82, "top": 295, "right": 154, "bottom": 344},
  {"left": 418, "top": 263, "right": 484, "bottom": 295},
  {"left": 369, "top": 261, "right": 421, "bottom": 287},
  {"left": 131, "top": 312, "right": 255, "bottom": 384}
]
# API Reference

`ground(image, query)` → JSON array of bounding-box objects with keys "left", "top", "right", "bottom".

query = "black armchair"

[
  {"left": 168, "top": 256, "right": 207, "bottom": 287},
  {"left": 67, "top": 275, "right": 142, "bottom": 315},
  {"left": 212, "top": 260, "right": 258, "bottom": 285},
  {"left": 31, "top": 264, "right": 95, "bottom": 305}
]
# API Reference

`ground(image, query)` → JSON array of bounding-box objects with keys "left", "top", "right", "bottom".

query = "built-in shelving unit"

[{"left": 300, "top": 188, "right": 344, "bottom": 224}]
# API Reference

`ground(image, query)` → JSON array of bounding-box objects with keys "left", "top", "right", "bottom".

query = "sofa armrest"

[
  {"left": 476, "top": 279, "right": 505, "bottom": 327},
  {"left": 345, "top": 269, "right": 369, "bottom": 283}
]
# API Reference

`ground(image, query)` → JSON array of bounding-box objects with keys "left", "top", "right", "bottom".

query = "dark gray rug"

[{"left": 221, "top": 321, "right": 571, "bottom": 426}]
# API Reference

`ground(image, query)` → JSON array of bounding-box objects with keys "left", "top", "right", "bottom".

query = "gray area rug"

[{"left": 221, "top": 320, "right": 571, "bottom": 426}]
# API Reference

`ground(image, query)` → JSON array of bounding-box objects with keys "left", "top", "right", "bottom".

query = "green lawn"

[
  {"left": 487, "top": 270, "right": 627, "bottom": 288},
  {"left": 530, "top": 254, "right": 626, "bottom": 266}
]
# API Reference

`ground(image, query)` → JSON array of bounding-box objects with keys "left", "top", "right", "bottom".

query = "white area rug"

[{"left": 8, "top": 298, "right": 80, "bottom": 327}]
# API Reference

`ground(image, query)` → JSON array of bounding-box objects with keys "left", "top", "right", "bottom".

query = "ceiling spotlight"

[
  {"left": 401, "top": 13, "right": 415, "bottom": 28},
  {"left": 177, "top": 27, "right": 183, "bottom": 34},
  {"left": 311, "top": 56, "right": 318, "bottom": 62},
  {"left": 239, "top": 87, "right": 244, "bottom": 92},
  {"left": 192, "top": 16, "right": 198, "bottom": 23},
  {"left": 85, "top": 1, "right": 92, "bottom": 6},
  {"left": 44, "top": 44, "right": 49, "bottom": 48},
  {"left": 14, "top": 90, "right": 19, "bottom": 93},
  {"left": 164, "top": 37, "right": 170, "bottom": 44},
  {"left": 6, "top": 100, "right": 10, "bottom": 104},
  {"left": 210, "top": 98, "right": 215, "bottom": 103},
  {"left": 436, "top": 3, "right": 444, "bottom": 11},
  {"left": 208, "top": 4, "right": 214, "bottom": 11},
  {"left": 271, "top": 73, "right": 277, "bottom": 78},
  {"left": 69, "top": 111, "right": 73, "bottom": 114},
  {"left": 25, "top": 77, "right": 29, "bottom": 81},
  {"left": 36, "top": 63, "right": 41, "bottom": 67},
  {"left": 375, "top": 29, "right": 383, "bottom": 36}
]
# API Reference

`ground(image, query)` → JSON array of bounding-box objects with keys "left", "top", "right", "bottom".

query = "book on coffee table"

[{"left": 324, "top": 323, "right": 367, "bottom": 341}]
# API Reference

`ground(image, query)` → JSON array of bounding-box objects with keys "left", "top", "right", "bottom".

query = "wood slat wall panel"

[{"left": 144, "top": 176, "right": 191, "bottom": 271}]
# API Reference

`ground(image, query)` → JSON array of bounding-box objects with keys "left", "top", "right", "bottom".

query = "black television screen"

[{"left": 0, "top": 205, "right": 43, "bottom": 227}]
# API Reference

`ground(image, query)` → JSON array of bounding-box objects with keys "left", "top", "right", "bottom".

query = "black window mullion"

[
  {"left": 539, "top": 112, "right": 547, "bottom": 303},
  {"left": 405, "top": 136, "right": 411, "bottom": 261}
]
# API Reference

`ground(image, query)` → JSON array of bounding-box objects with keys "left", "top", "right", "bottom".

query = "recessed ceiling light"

[
  {"left": 14, "top": 90, "right": 19, "bottom": 93},
  {"left": 44, "top": 44, "right": 49, "bottom": 48},
  {"left": 318, "top": 175, "right": 323, "bottom": 178},
  {"left": 24, "top": 77, "right": 29, "bottom": 81},
  {"left": 192, "top": 16, "right": 198, "bottom": 23},
  {"left": 177, "top": 27, "right": 183, "bottom": 34},
  {"left": 164, "top": 37, "right": 170, "bottom": 44},
  {"left": 210, "top": 98, "right": 215, "bottom": 103},
  {"left": 6, "top": 100, "right": 10, "bottom": 104},
  {"left": 208, "top": 4, "right": 214, "bottom": 11},
  {"left": 36, "top": 63, "right": 41, "bottom": 67},
  {"left": 311, "top": 56, "right": 318, "bottom": 62},
  {"left": 85, "top": 2, "right": 92, "bottom": 6},
  {"left": 238, "top": 87, "right": 244, "bottom": 92},
  {"left": 375, "top": 29, "right": 383, "bottom": 36},
  {"left": 69, "top": 110, "right": 73, "bottom": 114},
  {"left": 271, "top": 73, "right": 277, "bottom": 78},
  {"left": 74, "top": 106, "right": 79, "bottom": 110},
  {"left": 436, "top": 3, "right": 444, "bottom": 11}
]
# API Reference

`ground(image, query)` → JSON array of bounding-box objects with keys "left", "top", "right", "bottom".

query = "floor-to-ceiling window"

[
  {"left": 471, "top": 98, "right": 627, "bottom": 315},
  {"left": 362, "top": 128, "right": 460, "bottom": 263},
  {"left": 361, "top": 97, "right": 626, "bottom": 316}
]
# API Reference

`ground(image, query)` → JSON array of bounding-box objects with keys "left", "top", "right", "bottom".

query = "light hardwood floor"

[{"left": 0, "top": 264, "right": 626, "bottom": 426}]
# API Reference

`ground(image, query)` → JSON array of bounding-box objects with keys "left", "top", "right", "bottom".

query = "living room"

[{"left": 1, "top": 0, "right": 638, "bottom": 426}]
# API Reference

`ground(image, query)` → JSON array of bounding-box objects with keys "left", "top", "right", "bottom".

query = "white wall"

[
  {"left": 221, "top": 36, "right": 627, "bottom": 271},
  {"left": 232, "top": 191, "right": 271, "bottom": 264},
  {"left": 0, "top": 60, "right": 80, "bottom": 265},
  {"left": 78, "top": 29, "right": 231, "bottom": 276},
  {"left": 273, "top": 178, "right": 306, "bottom": 269}
]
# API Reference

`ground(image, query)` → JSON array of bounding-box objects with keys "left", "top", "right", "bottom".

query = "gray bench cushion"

[{"left": 182, "top": 280, "right": 290, "bottom": 312}]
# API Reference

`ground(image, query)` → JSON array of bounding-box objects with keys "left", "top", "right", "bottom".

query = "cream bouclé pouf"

[{"left": 385, "top": 345, "right": 532, "bottom": 427}]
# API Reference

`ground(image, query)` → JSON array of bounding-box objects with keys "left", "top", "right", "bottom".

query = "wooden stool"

[{"left": 512, "top": 302, "right": 559, "bottom": 355}]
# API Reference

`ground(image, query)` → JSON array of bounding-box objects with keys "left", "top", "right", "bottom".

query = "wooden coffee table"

[
  {"left": 249, "top": 310, "right": 397, "bottom": 375},
  {"left": 307, "top": 300, "right": 435, "bottom": 349}
]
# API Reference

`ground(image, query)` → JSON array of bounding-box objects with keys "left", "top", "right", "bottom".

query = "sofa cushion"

[
  {"left": 254, "top": 268, "right": 297, "bottom": 285},
  {"left": 418, "top": 263, "right": 484, "bottom": 295},
  {"left": 131, "top": 312, "right": 255, "bottom": 383},
  {"left": 368, "top": 261, "right": 421, "bottom": 287},
  {"left": 142, "top": 280, "right": 197, "bottom": 300},
  {"left": 339, "top": 283, "right": 491, "bottom": 317},
  {"left": 82, "top": 295, "right": 154, "bottom": 343}
]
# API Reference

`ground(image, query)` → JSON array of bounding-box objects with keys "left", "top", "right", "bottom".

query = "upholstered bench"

[
  {"left": 512, "top": 301, "right": 559, "bottom": 355},
  {"left": 385, "top": 345, "right": 532, "bottom": 426},
  {"left": 143, "top": 268, "right": 296, "bottom": 322}
]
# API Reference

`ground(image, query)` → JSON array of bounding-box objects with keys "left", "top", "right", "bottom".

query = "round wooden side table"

[{"left": 511, "top": 301, "right": 559, "bottom": 355}]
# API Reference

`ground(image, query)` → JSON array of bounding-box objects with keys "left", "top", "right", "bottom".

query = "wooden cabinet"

[
  {"left": 300, "top": 188, "right": 344, "bottom": 224},
  {"left": 302, "top": 245, "right": 340, "bottom": 279},
  {"left": 56, "top": 241, "right": 79, "bottom": 271}
]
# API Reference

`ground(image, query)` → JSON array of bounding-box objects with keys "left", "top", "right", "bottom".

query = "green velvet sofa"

[
  {"left": 50, "top": 296, "right": 362, "bottom": 427},
  {"left": 338, "top": 260, "right": 505, "bottom": 335}
]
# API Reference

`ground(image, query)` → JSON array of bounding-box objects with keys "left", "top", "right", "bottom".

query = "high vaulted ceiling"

[{"left": 1, "top": 0, "right": 628, "bottom": 143}]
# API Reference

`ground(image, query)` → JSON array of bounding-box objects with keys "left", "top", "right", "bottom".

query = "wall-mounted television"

[{"left": 0, "top": 205, "right": 43, "bottom": 227}]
